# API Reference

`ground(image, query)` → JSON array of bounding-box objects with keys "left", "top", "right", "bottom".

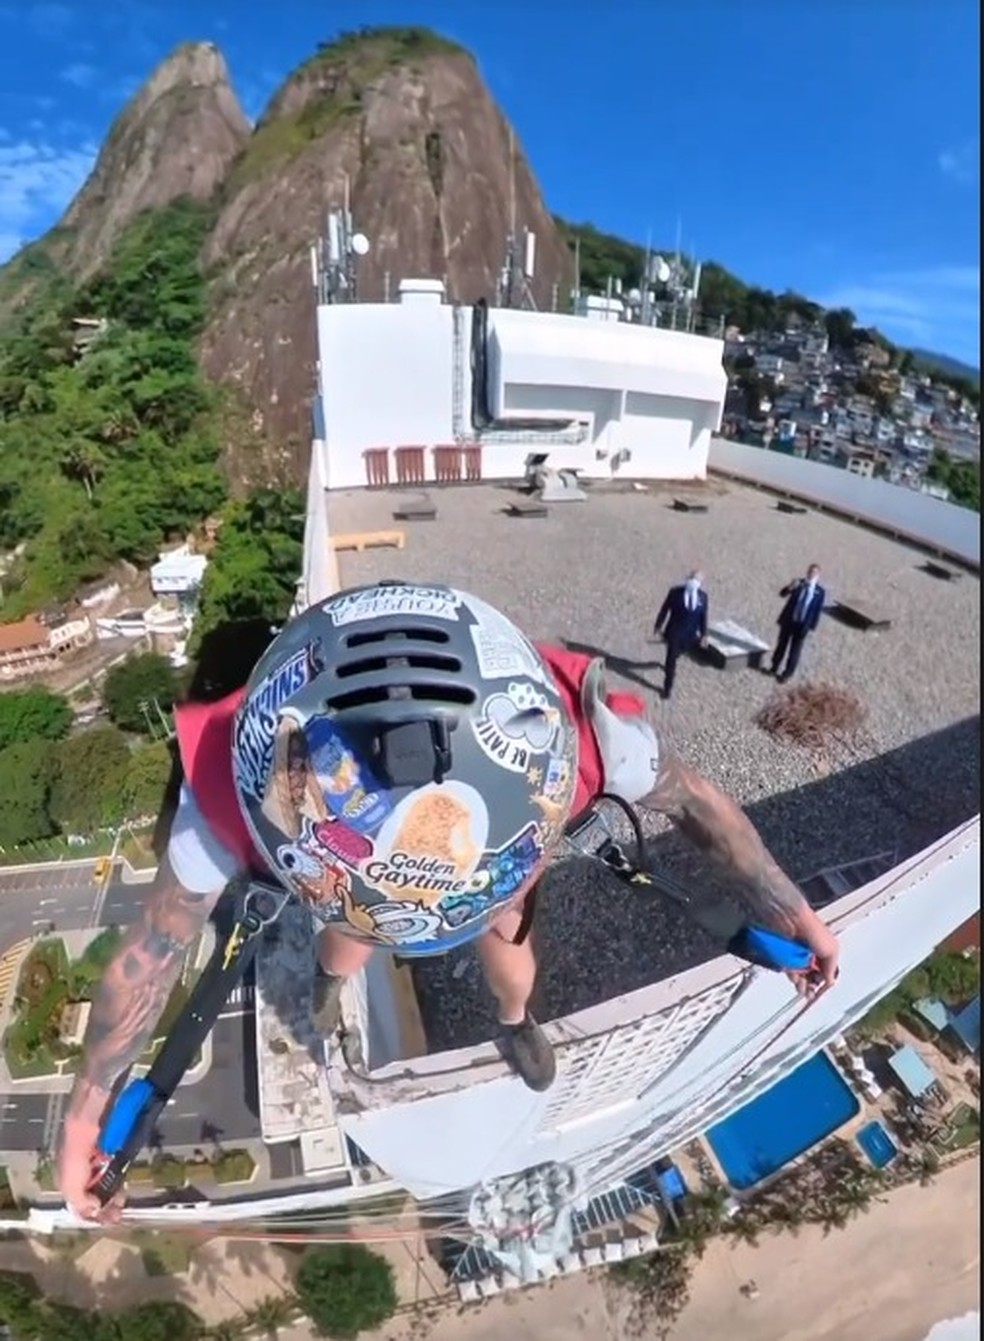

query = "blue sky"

[{"left": 0, "top": 0, "right": 979, "bottom": 365}]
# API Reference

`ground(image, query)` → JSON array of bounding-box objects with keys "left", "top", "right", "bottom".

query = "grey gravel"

[{"left": 327, "top": 480, "right": 981, "bottom": 1051}]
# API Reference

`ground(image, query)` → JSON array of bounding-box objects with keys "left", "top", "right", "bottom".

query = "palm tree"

[
  {"left": 246, "top": 1294, "right": 298, "bottom": 1338},
  {"left": 916, "top": 1149, "right": 941, "bottom": 1186},
  {"left": 203, "top": 1322, "right": 247, "bottom": 1341},
  {"left": 725, "top": 1213, "right": 762, "bottom": 1247},
  {"left": 832, "top": 1178, "right": 875, "bottom": 1223},
  {"left": 763, "top": 1200, "right": 804, "bottom": 1237},
  {"left": 61, "top": 438, "right": 106, "bottom": 500}
]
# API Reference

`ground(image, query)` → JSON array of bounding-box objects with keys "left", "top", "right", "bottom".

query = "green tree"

[
  {"left": 190, "top": 488, "right": 303, "bottom": 653},
  {"left": 113, "top": 1302, "right": 200, "bottom": 1341},
  {"left": 0, "top": 1274, "right": 41, "bottom": 1334},
  {"left": 0, "top": 197, "right": 226, "bottom": 618},
  {"left": 49, "top": 725, "right": 131, "bottom": 833},
  {"left": 30, "top": 1301, "right": 119, "bottom": 1341},
  {"left": 0, "top": 739, "right": 57, "bottom": 847},
  {"left": 824, "top": 307, "right": 857, "bottom": 349},
  {"left": 927, "top": 448, "right": 980, "bottom": 512},
  {"left": 295, "top": 1244, "right": 397, "bottom": 1339},
  {"left": 0, "top": 686, "right": 73, "bottom": 750},
  {"left": 103, "top": 652, "right": 178, "bottom": 733},
  {"left": 122, "top": 740, "right": 175, "bottom": 816},
  {"left": 246, "top": 1295, "right": 298, "bottom": 1337}
]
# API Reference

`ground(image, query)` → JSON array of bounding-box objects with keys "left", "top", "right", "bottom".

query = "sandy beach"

[{"left": 353, "top": 1153, "right": 981, "bottom": 1341}]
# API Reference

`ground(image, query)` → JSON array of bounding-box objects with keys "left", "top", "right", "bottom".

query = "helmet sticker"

[
  {"left": 472, "top": 681, "right": 562, "bottom": 773},
  {"left": 323, "top": 584, "right": 463, "bottom": 626},
  {"left": 309, "top": 815, "right": 373, "bottom": 866},
  {"left": 361, "top": 781, "right": 490, "bottom": 904},
  {"left": 275, "top": 838, "right": 349, "bottom": 912},
  {"left": 342, "top": 901, "right": 446, "bottom": 946},
  {"left": 466, "top": 596, "right": 551, "bottom": 684},
  {"left": 234, "top": 641, "right": 324, "bottom": 802},
  {"left": 303, "top": 716, "right": 393, "bottom": 833}
]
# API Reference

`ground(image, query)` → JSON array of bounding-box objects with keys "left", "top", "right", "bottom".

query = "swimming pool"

[
  {"left": 706, "top": 1051, "right": 860, "bottom": 1189},
  {"left": 856, "top": 1119, "right": 899, "bottom": 1169}
]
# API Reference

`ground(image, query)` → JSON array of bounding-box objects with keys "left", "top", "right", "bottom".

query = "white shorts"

[{"left": 167, "top": 783, "right": 244, "bottom": 894}]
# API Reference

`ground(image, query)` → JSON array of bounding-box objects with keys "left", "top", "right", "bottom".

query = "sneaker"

[
  {"left": 499, "top": 1014, "right": 556, "bottom": 1092},
  {"left": 311, "top": 967, "right": 344, "bottom": 1038}
]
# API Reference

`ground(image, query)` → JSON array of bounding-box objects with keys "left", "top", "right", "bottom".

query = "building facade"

[{"left": 314, "top": 280, "right": 727, "bottom": 490}]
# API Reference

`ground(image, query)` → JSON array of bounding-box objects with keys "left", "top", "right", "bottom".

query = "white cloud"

[
  {"left": 61, "top": 61, "right": 97, "bottom": 89},
  {"left": 820, "top": 265, "right": 980, "bottom": 362},
  {"left": 938, "top": 143, "right": 979, "bottom": 187},
  {"left": 0, "top": 137, "right": 98, "bottom": 259}
]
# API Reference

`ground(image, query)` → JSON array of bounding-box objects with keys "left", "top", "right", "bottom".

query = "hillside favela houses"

[
  {"left": 0, "top": 611, "right": 95, "bottom": 681},
  {"left": 12, "top": 199, "right": 975, "bottom": 1300},
  {"left": 0, "top": 543, "right": 209, "bottom": 682}
]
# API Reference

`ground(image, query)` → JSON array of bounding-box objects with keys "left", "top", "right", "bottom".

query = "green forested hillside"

[{"left": 0, "top": 200, "right": 226, "bottom": 618}]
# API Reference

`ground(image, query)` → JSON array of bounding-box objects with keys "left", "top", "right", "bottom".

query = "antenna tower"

[{"left": 311, "top": 174, "right": 372, "bottom": 305}]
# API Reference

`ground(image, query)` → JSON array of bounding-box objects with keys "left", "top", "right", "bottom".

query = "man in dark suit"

[
  {"left": 654, "top": 569, "right": 709, "bottom": 700},
  {"left": 771, "top": 563, "right": 825, "bottom": 682}
]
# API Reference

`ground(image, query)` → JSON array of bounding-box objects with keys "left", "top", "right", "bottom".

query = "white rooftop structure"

[
  {"left": 150, "top": 545, "right": 208, "bottom": 597},
  {"left": 315, "top": 285, "right": 726, "bottom": 489}
]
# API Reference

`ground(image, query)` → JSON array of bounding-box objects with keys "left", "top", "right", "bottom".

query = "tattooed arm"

[
  {"left": 637, "top": 732, "right": 839, "bottom": 986},
  {"left": 58, "top": 854, "right": 225, "bottom": 1217}
]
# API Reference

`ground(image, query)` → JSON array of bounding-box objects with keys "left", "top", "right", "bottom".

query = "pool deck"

[{"left": 683, "top": 1025, "right": 980, "bottom": 1193}]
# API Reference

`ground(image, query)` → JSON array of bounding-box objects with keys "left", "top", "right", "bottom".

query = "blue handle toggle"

[
  {"left": 729, "top": 925, "right": 816, "bottom": 973},
  {"left": 97, "top": 1077, "right": 156, "bottom": 1157}
]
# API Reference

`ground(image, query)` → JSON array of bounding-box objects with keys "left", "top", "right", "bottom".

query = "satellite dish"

[
  {"left": 627, "top": 288, "right": 642, "bottom": 304},
  {"left": 656, "top": 260, "right": 671, "bottom": 284},
  {"left": 350, "top": 233, "right": 370, "bottom": 257}
]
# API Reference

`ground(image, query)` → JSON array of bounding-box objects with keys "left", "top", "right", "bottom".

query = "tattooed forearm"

[
  {"left": 638, "top": 738, "right": 805, "bottom": 934},
  {"left": 65, "top": 856, "right": 221, "bottom": 1124}
]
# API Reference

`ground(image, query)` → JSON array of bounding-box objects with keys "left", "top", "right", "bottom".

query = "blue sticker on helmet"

[{"left": 304, "top": 716, "right": 393, "bottom": 834}]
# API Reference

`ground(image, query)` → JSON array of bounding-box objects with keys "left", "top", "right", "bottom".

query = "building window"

[{"left": 539, "top": 975, "right": 745, "bottom": 1133}]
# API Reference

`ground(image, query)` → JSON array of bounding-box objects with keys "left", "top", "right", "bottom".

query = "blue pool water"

[
  {"left": 707, "top": 1052, "right": 860, "bottom": 1189},
  {"left": 856, "top": 1119, "right": 899, "bottom": 1169}
]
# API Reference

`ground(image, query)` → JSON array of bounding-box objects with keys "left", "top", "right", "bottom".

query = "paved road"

[
  {"left": 0, "top": 860, "right": 154, "bottom": 951},
  {"left": 157, "top": 999, "right": 261, "bottom": 1149},
  {"left": 0, "top": 1091, "right": 48, "bottom": 1152},
  {"left": 0, "top": 999, "right": 260, "bottom": 1154}
]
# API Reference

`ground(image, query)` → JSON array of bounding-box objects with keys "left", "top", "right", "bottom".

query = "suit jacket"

[
  {"left": 778, "top": 579, "right": 825, "bottom": 632},
  {"left": 656, "top": 584, "right": 708, "bottom": 647}
]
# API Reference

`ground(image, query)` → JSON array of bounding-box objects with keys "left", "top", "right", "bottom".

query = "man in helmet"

[{"left": 58, "top": 582, "right": 839, "bottom": 1220}]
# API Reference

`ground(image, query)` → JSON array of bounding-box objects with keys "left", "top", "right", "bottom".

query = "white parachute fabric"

[{"left": 467, "top": 1161, "right": 580, "bottom": 1285}]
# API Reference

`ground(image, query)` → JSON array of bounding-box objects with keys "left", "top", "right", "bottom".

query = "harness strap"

[
  {"left": 563, "top": 796, "right": 822, "bottom": 982},
  {"left": 90, "top": 880, "right": 288, "bottom": 1207}
]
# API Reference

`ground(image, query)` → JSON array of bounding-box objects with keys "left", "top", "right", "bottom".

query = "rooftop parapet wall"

[{"left": 708, "top": 435, "right": 980, "bottom": 568}]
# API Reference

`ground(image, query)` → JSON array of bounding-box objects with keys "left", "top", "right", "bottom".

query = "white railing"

[{"left": 708, "top": 436, "right": 980, "bottom": 568}]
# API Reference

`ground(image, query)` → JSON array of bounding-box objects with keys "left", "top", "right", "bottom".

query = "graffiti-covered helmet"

[{"left": 232, "top": 582, "right": 578, "bottom": 956}]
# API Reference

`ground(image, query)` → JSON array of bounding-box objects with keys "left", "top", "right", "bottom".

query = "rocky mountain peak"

[
  {"left": 200, "top": 26, "right": 571, "bottom": 464},
  {"left": 60, "top": 41, "right": 250, "bottom": 275}
]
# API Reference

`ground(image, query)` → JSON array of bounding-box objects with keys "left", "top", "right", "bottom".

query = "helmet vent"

[
  {"left": 327, "top": 625, "right": 474, "bottom": 710},
  {"left": 325, "top": 681, "right": 476, "bottom": 711},
  {"left": 336, "top": 652, "right": 461, "bottom": 679},
  {"left": 346, "top": 626, "right": 450, "bottom": 649}
]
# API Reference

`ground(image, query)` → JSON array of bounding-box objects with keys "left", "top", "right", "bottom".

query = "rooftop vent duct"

[{"left": 399, "top": 278, "right": 446, "bottom": 306}]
